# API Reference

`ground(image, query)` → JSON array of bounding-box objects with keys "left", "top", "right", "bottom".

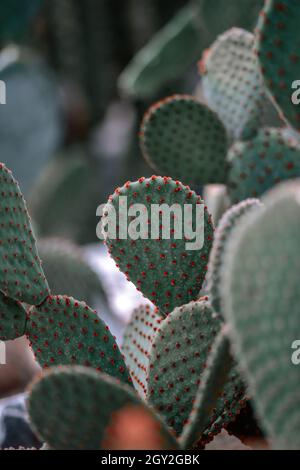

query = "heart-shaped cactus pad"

[{"left": 102, "top": 176, "right": 214, "bottom": 315}]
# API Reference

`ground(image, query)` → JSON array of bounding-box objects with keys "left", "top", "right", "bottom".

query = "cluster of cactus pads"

[{"left": 1, "top": 0, "right": 300, "bottom": 451}]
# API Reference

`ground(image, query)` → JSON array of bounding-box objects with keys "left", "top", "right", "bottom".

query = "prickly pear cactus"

[
  {"left": 256, "top": 0, "right": 300, "bottom": 130},
  {"left": 221, "top": 180, "right": 300, "bottom": 449},
  {"left": 102, "top": 176, "right": 214, "bottom": 315},
  {"left": 228, "top": 128, "right": 300, "bottom": 203},
  {"left": 26, "top": 295, "right": 131, "bottom": 385},
  {"left": 122, "top": 304, "right": 163, "bottom": 399},
  {"left": 147, "top": 300, "right": 246, "bottom": 441},
  {"left": 201, "top": 28, "right": 274, "bottom": 141},
  {"left": 0, "top": 293, "right": 27, "bottom": 341},
  {"left": 140, "top": 95, "right": 228, "bottom": 185},
  {"left": 0, "top": 163, "right": 49, "bottom": 305},
  {"left": 207, "top": 199, "right": 262, "bottom": 314},
  {"left": 27, "top": 366, "right": 178, "bottom": 450}
]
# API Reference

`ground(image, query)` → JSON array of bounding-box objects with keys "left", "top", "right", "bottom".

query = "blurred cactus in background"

[{"left": 0, "top": 0, "right": 300, "bottom": 453}]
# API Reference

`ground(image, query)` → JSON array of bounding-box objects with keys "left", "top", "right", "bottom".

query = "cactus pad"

[
  {"left": 103, "top": 176, "right": 214, "bottom": 315},
  {"left": 26, "top": 295, "right": 131, "bottom": 385},
  {"left": 140, "top": 96, "right": 228, "bottom": 185},
  {"left": 0, "top": 292, "right": 27, "bottom": 341},
  {"left": 201, "top": 28, "right": 271, "bottom": 141},
  {"left": 180, "top": 330, "right": 236, "bottom": 448},
  {"left": 147, "top": 300, "right": 245, "bottom": 439},
  {"left": 118, "top": 5, "right": 202, "bottom": 99},
  {"left": 122, "top": 304, "right": 163, "bottom": 398},
  {"left": 256, "top": 0, "right": 300, "bottom": 130},
  {"left": 228, "top": 128, "right": 300, "bottom": 203},
  {"left": 207, "top": 199, "right": 262, "bottom": 314},
  {"left": 27, "top": 365, "right": 177, "bottom": 450},
  {"left": 0, "top": 163, "right": 49, "bottom": 304},
  {"left": 221, "top": 180, "right": 300, "bottom": 449}
]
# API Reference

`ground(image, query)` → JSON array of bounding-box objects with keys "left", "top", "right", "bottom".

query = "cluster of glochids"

[{"left": 2, "top": 0, "right": 300, "bottom": 451}]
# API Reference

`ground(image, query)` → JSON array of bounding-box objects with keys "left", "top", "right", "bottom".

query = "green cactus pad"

[
  {"left": 221, "top": 180, "right": 300, "bottom": 449},
  {"left": 207, "top": 199, "right": 262, "bottom": 314},
  {"left": 103, "top": 176, "right": 214, "bottom": 315},
  {"left": 38, "top": 239, "right": 110, "bottom": 311},
  {"left": 180, "top": 330, "right": 235, "bottom": 449},
  {"left": 255, "top": 0, "right": 300, "bottom": 130},
  {"left": 201, "top": 28, "right": 274, "bottom": 141},
  {"left": 147, "top": 300, "right": 245, "bottom": 439},
  {"left": 27, "top": 365, "right": 177, "bottom": 450},
  {"left": 228, "top": 128, "right": 300, "bottom": 203},
  {"left": 140, "top": 96, "right": 228, "bottom": 185},
  {"left": 0, "top": 163, "right": 49, "bottom": 304},
  {"left": 122, "top": 304, "right": 163, "bottom": 398},
  {"left": 26, "top": 295, "right": 131, "bottom": 385},
  {"left": 118, "top": 5, "right": 202, "bottom": 99},
  {"left": 0, "top": 292, "right": 27, "bottom": 341}
]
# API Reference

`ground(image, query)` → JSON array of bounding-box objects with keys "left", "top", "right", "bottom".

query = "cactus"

[
  {"left": 220, "top": 180, "right": 300, "bottom": 449},
  {"left": 207, "top": 199, "right": 262, "bottom": 314},
  {"left": 0, "top": 46, "right": 62, "bottom": 195},
  {"left": 140, "top": 95, "right": 229, "bottom": 185},
  {"left": 118, "top": 4, "right": 203, "bottom": 99},
  {"left": 0, "top": 293, "right": 26, "bottom": 341},
  {"left": 201, "top": 28, "right": 276, "bottom": 141},
  {"left": 228, "top": 128, "right": 300, "bottom": 203},
  {"left": 37, "top": 238, "right": 110, "bottom": 311},
  {"left": 102, "top": 175, "right": 214, "bottom": 315},
  {"left": 147, "top": 300, "right": 245, "bottom": 440},
  {"left": 0, "top": 163, "right": 49, "bottom": 304},
  {"left": 179, "top": 330, "right": 235, "bottom": 448},
  {"left": 122, "top": 304, "right": 163, "bottom": 399},
  {"left": 255, "top": 0, "right": 300, "bottom": 130},
  {"left": 27, "top": 365, "right": 178, "bottom": 450},
  {"left": 26, "top": 295, "right": 131, "bottom": 384}
]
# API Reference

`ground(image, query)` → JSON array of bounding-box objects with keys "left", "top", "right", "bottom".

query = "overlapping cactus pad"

[
  {"left": 207, "top": 199, "right": 262, "bottom": 314},
  {"left": 228, "top": 128, "right": 300, "bottom": 202},
  {"left": 147, "top": 300, "right": 245, "bottom": 440},
  {"left": 26, "top": 295, "right": 131, "bottom": 385},
  {"left": 140, "top": 96, "right": 228, "bottom": 185},
  {"left": 201, "top": 28, "right": 270, "bottom": 141},
  {"left": 221, "top": 180, "right": 300, "bottom": 449},
  {"left": 256, "top": 0, "right": 300, "bottom": 130},
  {"left": 27, "top": 366, "right": 178, "bottom": 450},
  {"left": 122, "top": 304, "right": 163, "bottom": 398},
  {"left": 103, "top": 176, "right": 214, "bottom": 315},
  {"left": 0, "top": 292, "right": 27, "bottom": 341},
  {"left": 0, "top": 163, "right": 49, "bottom": 304}
]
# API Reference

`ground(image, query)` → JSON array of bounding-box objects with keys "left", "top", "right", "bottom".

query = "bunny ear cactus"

[
  {"left": 122, "top": 304, "right": 163, "bottom": 399},
  {"left": 228, "top": 128, "right": 300, "bottom": 203},
  {"left": 140, "top": 96, "right": 229, "bottom": 185},
  {"left": 27, "top": 366, "right": 178, "bottom": 450},
  {"left": 255, "top": 0, "right": 300, "bottom": 130},
  {"left": 200, "top": 28, "right": 277, "bottom": 141},
  {"left": 220, "top": 179, "right": 300, "bottom": 449},
  {"left": 102, "top": 176, "right": 214, "bottom": 315},
  {"left": 26, "top": 295, "right": 131, "bottom": 385},
  {"left": 0, "top": 293, "right": 27, "bottom": 341},
  {"left": 0, "top": 163, "right": 49, "bottom": 304},
  {"left": 207, "top": 199, "right": 262, "bottom": 314},
  {"left": 147, "top": 300, "right": 246, "bottom": 442}
]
